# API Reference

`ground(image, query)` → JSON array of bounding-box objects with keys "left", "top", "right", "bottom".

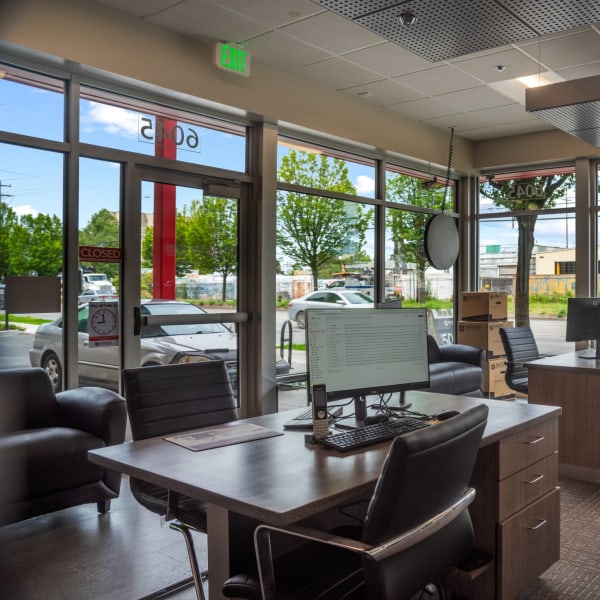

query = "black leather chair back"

[
  {"left": 361, "top": 403, "right": 489, "bottom": 600},
  {"left": 123, "top": 361, "right": 238, "bottom": 440},
  {"left": 499, "top": 327, "right": 540, "bottom": 394}
]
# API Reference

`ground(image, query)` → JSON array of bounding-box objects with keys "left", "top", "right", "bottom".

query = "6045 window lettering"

[{"left": 138, "top": 116, "right": 201, "bottom": 152}]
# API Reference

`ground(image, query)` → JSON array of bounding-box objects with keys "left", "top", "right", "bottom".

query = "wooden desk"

[
  {"left": 89, "top": 391, "right": 561, "bottom": 600},
  {"left": 528, "top": 351, "right": 600, "bottom": 482}
]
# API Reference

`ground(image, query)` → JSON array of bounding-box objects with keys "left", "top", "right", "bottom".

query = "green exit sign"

[{"left": 215, "top": 42, "right": 250, "bottom": 77}]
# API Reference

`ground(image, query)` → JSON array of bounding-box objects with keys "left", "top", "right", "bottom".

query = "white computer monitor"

[{"left": 305, "top": 307, "right": 430, "bottom": 417}]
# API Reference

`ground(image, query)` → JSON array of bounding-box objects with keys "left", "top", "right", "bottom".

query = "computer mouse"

[
  {"left": 435, "top": 409, "right": 460, "bottom": 421},
  {"left": 365, "top": 414, "right": 389, "bottom": 425}
]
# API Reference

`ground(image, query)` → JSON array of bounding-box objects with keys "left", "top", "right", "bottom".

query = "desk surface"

[
  {"left": 89, "top": 391, "right": 560, "bottom": 527},
  {"left": 528, "top": 351, "right": 600, "bottom": 373}
]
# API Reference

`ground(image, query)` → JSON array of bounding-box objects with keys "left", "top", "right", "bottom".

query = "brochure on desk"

[{"left": 164, "top": 421, "right": 283, "bottom": 451}]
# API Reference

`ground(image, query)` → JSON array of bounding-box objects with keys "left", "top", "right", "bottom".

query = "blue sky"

[{"left": 0, "top": 76, "right": 578, "bottom": 250}]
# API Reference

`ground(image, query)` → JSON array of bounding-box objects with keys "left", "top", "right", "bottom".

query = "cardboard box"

[
  {"left": 484, "top": 357, "right": 513, "bottom": 397},
  {"left": 460, "top": 292, "right": 507, "bottom": 321},
  {"left": 456, "top": 320, "right": 513, "bottom": 357}
]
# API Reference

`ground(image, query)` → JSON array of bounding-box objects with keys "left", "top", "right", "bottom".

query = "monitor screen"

[
  {"left": 305, "top": 307, "right": 430, "bottom": 402},
  {"left": 566, "top": 297, "right": 600, "bottom": 358}
]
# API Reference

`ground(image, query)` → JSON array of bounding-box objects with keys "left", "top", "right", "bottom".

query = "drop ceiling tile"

[
  {"left": 519, "top": 29, "right": 600, "bottom": 70},
  {"left": 451, "top": 48, "right": 542, "bottom": 82},
  {"left": 437, "top": 86, "right": 514, "bottom": 112},
  {"left": 280, "top": 11, "right": 384, "bottom": 54},
  {"left": 339, "top": 79, "right": 425, "bottom": 105},
  {"left": 557, "top": 62, "right": 600, "bottom": 81},
  {"left": 214, "top": 0, "right": 323, "bottom": 28},
  {"left": 92, "top": 0, "right": 177, "bottom": 18},
  {"left": 294, "top": 57, "right": 383, "bottom": 88},
  {"left": 146, "top": 0, "right": 268, "bottom": 42},
  {"left": 394, "top": 65, "right": 483, "bottom": 95},
  {"left": 341, "top": 42, "right": 432, "bottom": 77},
  {"left": 387, "top": 97, "right": 459, "bottom": 120},
  {"left": 243, "top": 30, "right": 333, "bottom": 70}
]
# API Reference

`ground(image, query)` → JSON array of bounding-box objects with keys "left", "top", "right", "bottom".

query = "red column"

[{"left": 153, "top": 118, "right": 177, "bottom": 299}]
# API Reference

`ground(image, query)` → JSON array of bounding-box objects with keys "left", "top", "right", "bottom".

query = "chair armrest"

[
  {"left": 438, "top": 344, "right": 485, "bottom": 367},
  {"left": 56, "top": 387, "right": 126, "bottom": 446},
  {"left": 254, "top": 488, "right": 475, "bottom": 599}
]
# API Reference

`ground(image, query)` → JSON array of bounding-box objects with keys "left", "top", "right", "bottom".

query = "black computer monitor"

[
  {"left": 305, "top": 307, "right": 430, "bottom": 422},
  {"left": 566, "top": 297, "right": 600, "bottom": 359}
]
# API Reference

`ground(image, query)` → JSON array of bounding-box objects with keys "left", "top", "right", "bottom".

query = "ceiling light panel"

[{"left": 312, "top": 0, "right": 600, "bottom": 62}]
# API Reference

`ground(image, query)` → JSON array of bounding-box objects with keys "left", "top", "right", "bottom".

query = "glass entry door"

[{"left": 120, "top": 168, "right": 245, "bottom": 399}]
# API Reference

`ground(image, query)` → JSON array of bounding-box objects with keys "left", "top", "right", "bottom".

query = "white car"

[
  {"left": 287, "top": 290, "right": 374, "bottom": 328},
  {"left": 30, "top": 300, "right": 238, "bottom": 392}
]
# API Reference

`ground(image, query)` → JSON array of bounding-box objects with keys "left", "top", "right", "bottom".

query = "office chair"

[
  {"left": 122, "top": 361, "right": 238, "bottom": 600},
  {"left": 228, "top": 404, "right": 488, "bottom": 600},
  {"left": 499, "top": 326, "right": 541, "bottom": 396}
]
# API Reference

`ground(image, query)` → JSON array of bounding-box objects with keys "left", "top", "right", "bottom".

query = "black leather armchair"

[
  {"left": 0, "top": 367, "right": 127, "bottom": 526},
  {"left": 425, "top": 334, "right": 486, "bottom": 396}
]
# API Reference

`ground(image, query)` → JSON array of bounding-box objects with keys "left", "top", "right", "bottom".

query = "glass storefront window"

[
  {"left": 80, "top": 87, "right": 247, "bottom": 171},
  {"left": 385, "top": 205, "right": 454, "bottom": 305},
  {"left": 0, "top": 64, "right": 64, "bottom": 141},
  {"left": 0, "top": 144, "right": 64, "bottom": 373},
  {"left": 478, "top": 167, "right": 576, "bottom": 355},
  {"left": 277, "top": 137, "right": 376, "bottom": 198}
]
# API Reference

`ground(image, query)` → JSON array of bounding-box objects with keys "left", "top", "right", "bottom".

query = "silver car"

[
  {"left": 29, "top": 300, "right": 238, "bottom": 392},
  {"left": 287, "top": 290, "right": 374, "bottom": 328}
]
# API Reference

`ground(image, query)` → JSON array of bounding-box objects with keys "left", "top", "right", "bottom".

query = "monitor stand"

[{"left": 577, "top": 341, "right": 600, "bottom": 359}]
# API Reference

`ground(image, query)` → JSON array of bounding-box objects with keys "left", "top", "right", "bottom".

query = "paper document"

[{"left": 164, "top": 421, "right": 283, "bottom": 451}]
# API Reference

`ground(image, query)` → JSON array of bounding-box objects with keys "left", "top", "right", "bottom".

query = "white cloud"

[
  {"left": 355, "top": 174, "right": 374, "bottom": 195},
  {"left": 14, "top": 204, "right": 39, "bottom": 217},
  {"left": 85, "top": 102, "right": 139, "bottom": 136}
]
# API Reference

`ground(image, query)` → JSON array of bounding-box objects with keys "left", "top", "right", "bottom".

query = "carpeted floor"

[{"left": 517, "top": 478, "right": 600, "bottom": 599}]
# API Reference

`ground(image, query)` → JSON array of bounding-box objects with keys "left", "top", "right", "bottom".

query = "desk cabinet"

[{"left": 469, "top": 415, "right": 560, "bottom": 600}]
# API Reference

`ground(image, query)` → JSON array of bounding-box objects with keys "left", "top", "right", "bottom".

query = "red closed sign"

[{"left": 79, "top": 246, "right": 122, "bottom": 263}]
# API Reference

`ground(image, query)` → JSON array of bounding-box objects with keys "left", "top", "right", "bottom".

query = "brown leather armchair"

[{"left": 0, "top": 367, "right": 127, "bottom": 526}]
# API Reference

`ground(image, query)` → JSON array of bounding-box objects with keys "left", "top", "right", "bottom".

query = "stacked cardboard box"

[{"left": 457, "top": 292, "right": 513, "bottom": 398}]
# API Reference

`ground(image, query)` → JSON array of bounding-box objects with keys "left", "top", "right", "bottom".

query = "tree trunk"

[
  {"left": 221, "top": 275, "right": 227, "bottom": 303},
  {"left": 514, "top": 215, "right": 537, "bottom": 327}
]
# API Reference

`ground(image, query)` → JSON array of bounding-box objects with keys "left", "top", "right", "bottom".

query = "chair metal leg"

[
  {"left": 136, "top": 521, "right": 208, "bottom": 600},
  {"left": 170, "top": 520, "right": 207, "bottom": 600}
]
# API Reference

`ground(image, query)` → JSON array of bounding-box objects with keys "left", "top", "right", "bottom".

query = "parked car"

[
  {"left": 30, "top": 300, "right": 241, "bottom": 392},
  {"left": 78, "top": 290, "right": 119, "bottom": 304},
  {"left": 287, "top": 290, "right": 374, "bottom": 328}
]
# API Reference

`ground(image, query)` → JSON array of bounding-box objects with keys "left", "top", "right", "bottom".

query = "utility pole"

[{"left": 0, "top": 180, "right": 13, "bottom": 327}]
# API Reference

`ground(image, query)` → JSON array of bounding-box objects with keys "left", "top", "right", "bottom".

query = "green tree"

[
  {"left": 480, "top": 175, "right": 574, "bottom": 326},
  {"left": 79, "top": 209, "right": 120, "bottom": 281},
  {"left": 386, "top": 175, "right": 449, "bottom": 302},
  {"left": 0, "top": 202, "right": 18, "bottom": 278},
  {"left": 277, "top": 150, "right": 371, "bottom": 289},
  {"left": 182, "top": 196, "right": 238, "bottom": 301},
  {"left": 9, "top": 213, "right": 62, "bottom": 276}
]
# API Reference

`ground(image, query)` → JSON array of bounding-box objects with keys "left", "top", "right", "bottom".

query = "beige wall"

[{"left": 2, "top": 0, "right": 599, "bottom": 174}]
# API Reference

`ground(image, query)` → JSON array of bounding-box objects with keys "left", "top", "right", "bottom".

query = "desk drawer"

[
  {"left": 499, "top": 418, "right": 558, "bottom": 480},
  {"left": 498, "top": 487, "right": 560, "bottom": 600},
  {"left": 498, "top": 452, "right": 558, "bottom": 521}
]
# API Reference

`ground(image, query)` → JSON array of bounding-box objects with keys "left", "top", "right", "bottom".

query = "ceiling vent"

[{"left": 525, "top": 75, "right": 600, "bottom": 148}]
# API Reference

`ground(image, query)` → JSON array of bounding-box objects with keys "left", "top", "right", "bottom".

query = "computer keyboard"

[{"left": 319, "top": 417, "right": 430, "bottom": 452}]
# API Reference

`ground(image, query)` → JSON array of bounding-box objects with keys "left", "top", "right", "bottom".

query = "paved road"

[{"left": 0, "top": 310, "right": 574, "bottom": 379}]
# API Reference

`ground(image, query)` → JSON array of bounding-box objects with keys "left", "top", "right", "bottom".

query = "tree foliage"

[
  {"left": 181, "top": 197, "right": 238, "bottom": 301},
  {"left": 480, "top": 174, "right": 574, "bottom": 326},
  {"left": 79, "top": 209, "right": 120, "bottom": 281},
  {"left": 385, "top": 175, "right": 450, "bottom": 302},
  {"left": 277, "top": 150, "right": 372, "bottom": 289},
  {"left": 8, "top": 212, "right": 62, "bottom": 276}
]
